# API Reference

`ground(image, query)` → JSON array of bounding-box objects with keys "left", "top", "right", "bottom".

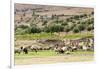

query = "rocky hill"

[{"left": 14, "top": 3, "right": 94, "bottom": 34}]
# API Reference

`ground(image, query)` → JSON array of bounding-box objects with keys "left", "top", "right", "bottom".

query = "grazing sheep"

[
  {"left": 82, "top": 45, "right": 88, "bottom": 51},
  {"left": 54, "top": 46, "right": 63, "bottom": 54},
  {"left": 54, "top": 45, "right": 69, "bottom": 54},
  {"left": 22, "top": 47, "right": 28, "bottom": 54},
  {"left": 71, "top": 46, "right": 77, "bottom": 52},
  {"left": 14, "top": 48, "right": 21, "bottom": 54},
  {"left": 29, "top": 45, "right": 40, "bottom": 53}
]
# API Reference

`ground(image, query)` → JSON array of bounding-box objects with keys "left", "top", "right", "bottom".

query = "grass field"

[
  {"left": 15, "top": 32, "right": 94, "bottom": 65},
  {"left": 15, "top": 32, "right": 93, "bottom": 40},
  {"left": 15, "top": 50, "right": 94, "bottom": 65}
]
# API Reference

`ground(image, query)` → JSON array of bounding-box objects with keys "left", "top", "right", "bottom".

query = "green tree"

[
  {"left": 73, "top": 26, "right": 80, "bottom": 33},
  {"left": 87, "top": 24, "right": 94, "bottom": 31},
  {"left": 44, "top": 24, "right": 64, "bottom": 32},
  {"left": 32, "top": 11, "right": 35, "bottom": 16},
  {"left": 18, "top": 24, "right": 29, "bottom": 29},
  {"left": 30, "top": 25, "right": 41, "bottom": 33},
  {"left": 78, "top": 24, "right": 85, "bottom": 31},
  {"left": 64, "top": 26, "right": 70, "bottom": 32}
]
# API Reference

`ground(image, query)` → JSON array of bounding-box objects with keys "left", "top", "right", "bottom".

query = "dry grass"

[{"left": 15, "top": 51, "right": 94, "bottom": 65}]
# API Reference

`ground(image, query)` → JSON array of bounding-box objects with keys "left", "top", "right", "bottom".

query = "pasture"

[
  {"left": 14, "top": 4, "right": 94, "bottom": 65},
  {"left": 15, "top": 32, "right": 94, "bottom": 65},
  {"left": 15, "top": 32, "right": 93, "bottom": 40},
  {"left": 15, "top": 50, "right": 94, "bottom": 65}
]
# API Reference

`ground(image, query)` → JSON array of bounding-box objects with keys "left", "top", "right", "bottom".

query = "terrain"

[{"left": 14, "top": 3, "right": 94, "bottom": 65}]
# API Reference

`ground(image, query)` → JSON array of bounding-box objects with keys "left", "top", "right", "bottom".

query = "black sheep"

[{"left": 23, "top": 47, "right": 28, "bottom": 54}]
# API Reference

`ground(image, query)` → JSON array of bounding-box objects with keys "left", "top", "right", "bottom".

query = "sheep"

[
  {"left": 54, "top": 44, "right": 70, "bottom": 54},
  {"left": 14, "top": 47, "right": 21, "bottom": 54},
  {"left": 54, "top": 46, "right": 64, "bottom": 54},
  {"left": 23, "top": 47, "right": 28, "bottom": 54}
]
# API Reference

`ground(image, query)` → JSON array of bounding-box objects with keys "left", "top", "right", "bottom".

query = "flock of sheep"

[{"left": 15, "top": 38, "right": 94, "bottom": 54}]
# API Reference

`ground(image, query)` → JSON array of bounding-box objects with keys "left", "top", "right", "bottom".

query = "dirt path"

[{"left": 15, "top": 54, "right": 94, "bottom": 65}]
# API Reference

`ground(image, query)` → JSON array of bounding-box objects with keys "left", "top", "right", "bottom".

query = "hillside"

[{"left": 14, "top": 3, "right": 94, "bottom": 35}]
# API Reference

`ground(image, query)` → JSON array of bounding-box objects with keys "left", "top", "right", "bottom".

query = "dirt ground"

[{"left": 15, "top": 54, "right": 94, "bottom": 65}]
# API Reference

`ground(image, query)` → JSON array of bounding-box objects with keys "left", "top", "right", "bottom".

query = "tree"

[
  {"left": 44, "top": 24, "right": 64, "bottom": 32},
  {"left": 64, "top": 26, "right": 70, "bottom": 32},
  {"left": 42, "top": 20, "right": 47, "bottom": 25},
  {"left": 78, "top": 24, "right": 85, "bottom": 31},
  {"left": 18, "top": 24, "right": 29, "bottom": 29},
  {"left": 68, "top": 23, "right": 76, "bottom": 30},
  {"left": 83, "top": 14, "right": 87, "bottom": 18},
  {"left": 87, "top": 24, "right": 94, "bottom": 31},
  {"left": 30, "top": 25, "right": 41, "bottom": 33},
  {"left": 32, "top": 11, "right": 35, "bottom": 16},
  {"left": 91, "top": 11, "right": 94, "bottom": 15},
  {"left": 74, "top": 15, "right": 80, "bottom": 20},
  {"left": 61, "top": 22, "right": 68, "bottom": 26},
  {"left": 73, "top": 27, "right": 80, "bottom": 33}
]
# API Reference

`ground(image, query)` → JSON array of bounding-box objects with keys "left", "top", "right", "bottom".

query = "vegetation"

[
  {"left": 73, "top": 26, "right": 80, "bottom": 33},
  {"left": 15, "top": 32, "right": 93, "bottom": 40},
  {"left": 15, "top": 11, "right": 94, "bottom": 35},
  {"left": 45, "top": 24, "right": 64, "bottom": 32},
  {"left": 14, "top": 4, "right": 94, "bottom": 65},
  {"left": 15, "top": 50, "right": 93, "bottom": 58}
]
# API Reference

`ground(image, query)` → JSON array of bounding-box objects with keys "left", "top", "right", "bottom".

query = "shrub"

[
  {"left": 18, "top": 24, "right": 29, "bottom": 29},
  {"left": 30, "top": 25, "right": 41, "bottom": 33},
  {"left": 73, "top": 27, "right": 80, "bottom": 33},
  {"left": 61, "top": 22, "right": 68, "bottom": 26},
  {"left": 78, "top": 24, "right": 85, "bottom": 31},
  {"left": 42, "top": 20, "right": 48, "bottom": 25},
  {"left": 64, "top": 26, "right": 70, "bottom": 32},
  {"left": 32, "top": 11, "right": 35, "bottom": 16},
  {"left": 43, "top": 26, "right": 50, "bottom": 32},
  {"left": 66, "top": 18, "right": 73, "bottom": 22},
  {"left": 68, "top": 23, "right": 76, "bottom": 30},
  {"left": 91, "top": 11, "right": 94, "bottom": 15},
  {"left": 73, "top": 15, "right": 80, "bottom": 20},
  {"left": 83, "top": 14, "right": 87, "bottom": 18},
  {"left": 87, "top": 24, "right": 94, "bottom": 31},
  {"left": 44, "top": 24, "right": 64, "bottom": 32},
  {"left": 15, "top": 27, "right": 32, "bottom": 35},
  {"left": 80, "top": 15, "right": 84, "bottom": 18},
  {"left": 31, "top": 27, "right": 41, "bottom": 33}
]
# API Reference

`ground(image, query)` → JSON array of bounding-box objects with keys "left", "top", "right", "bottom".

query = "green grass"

[
  {"left": 15, "top": 33, "right": 59, "bottom": 40},
  {"left": 15, "top": 32, "right": 93, "bottom": 40},
  {"left": 63, "top": 32, "right": 93, "bottom": 39},
  {"left": 15, "top": 50, "right": 57, "bottom": 58},
  {"left": 15, "top": 50, "right": 94, "bottom": 59},
  {"left": 15, "top": 50, "right": 94, "bottom": 65}
]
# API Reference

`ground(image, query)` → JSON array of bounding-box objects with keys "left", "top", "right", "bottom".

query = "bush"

[
  {"left": 73, "top": 15, "right": 80, "bottom": 20},
  {"left": 18, "top": 24, "right": 29, "bottom": 29},
  {"left": 32, "top": 11, "right": 35, "bottom": 16},
  {"left": 78, "top": 24, "right": 85, "bottom": 31},
  {"left": 61, "top": 22, "right": 68, "bottom": 26},
  {"left": 73, "top": 27, "right": 80, "bottom": 33},
  {"left": 30, "top": 25, "right": 41, "bottom": 33},
  {"left": 68, "top": 23, "right": 76, "bottom": 30},
  {"left": 64, "top": 26, "right": 70, "bottom": 32},
  {"left": 87, "top": 19, "right": 94, "bottom": 24},
  {"left": 80, "top": 15, "right": 84, "bottom": 18},
  {"left": 15, "top": 26, "right": 32, "bottom": 35},
  {"left": 43, "top": 26, "right": 50, "bottom": 32},
  {"left": 66, "top": 18, "right": 73, "bottom": 22},
  {"left": 91, "top": 11, "right": 94, "bottom": 15},
  {"left": 87, "top": 24, "right": 94, "bottom": 31},
  {"left": 83, "top": 14, "right": 87, "bottom": 18},
  {"left": 44, "top": 24, "right": 64, "bottom": 32},
  {"left": 42, "top": 20, "right": 48, "bottom": 25}
]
